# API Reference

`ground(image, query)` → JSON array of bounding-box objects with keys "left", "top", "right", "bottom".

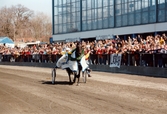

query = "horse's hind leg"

[
  {"left": 82, "top": 71, "right": 84, "bottom": 77},
  {"left": 73, "top": 72, "right": 77, "bottom": 83},
  {"left": 68, "top": 74, "right": 72, "bottom": 83}
]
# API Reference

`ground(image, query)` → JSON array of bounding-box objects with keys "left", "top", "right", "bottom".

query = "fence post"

[
  {"left": 140, "top": 53, "right": 142, "bottom": 66},
  {"left": 128, "top": 53, "right": 130, "bottom": 66},
  {"left": 0, "top": 53, "right": 2, "bottom": 62},
  {"left": 97, "top": 55, "right": 100, "bottom": 65},
  {"left": 107, "top": 54, "right": 110, "bottom": 65},
  {"left": 153, "top": 54, "right": 155, "bottom": 67}
]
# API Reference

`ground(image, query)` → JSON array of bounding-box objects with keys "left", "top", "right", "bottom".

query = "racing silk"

[{"left": 68, "top": 48, "right": 85, "bottom": 61}]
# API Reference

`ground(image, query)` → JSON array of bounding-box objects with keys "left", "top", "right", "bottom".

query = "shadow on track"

[{"left": 40, "top": 80, "right": 73, "bottom": 85}]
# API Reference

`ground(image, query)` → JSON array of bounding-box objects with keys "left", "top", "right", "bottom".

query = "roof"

[{"left": 0, "top": 37, "right": 14, "bottom": 44}]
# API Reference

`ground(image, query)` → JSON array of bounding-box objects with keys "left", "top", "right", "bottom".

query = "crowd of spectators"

[{"left": 0, "top": 33, "right": 167, "bottom": 68}]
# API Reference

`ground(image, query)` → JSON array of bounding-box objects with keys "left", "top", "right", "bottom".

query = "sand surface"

[{"left": 0, "top": 65, "right": 167, "bottom": 114}]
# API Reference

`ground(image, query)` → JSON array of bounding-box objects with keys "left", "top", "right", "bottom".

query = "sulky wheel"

[{"left": 52, "top": 67, "right": 56, "bottom": 84}]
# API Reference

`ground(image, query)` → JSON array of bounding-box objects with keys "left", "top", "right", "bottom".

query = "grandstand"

[{"left": 52, "top": 0, "right": 167, "bottom": 42}]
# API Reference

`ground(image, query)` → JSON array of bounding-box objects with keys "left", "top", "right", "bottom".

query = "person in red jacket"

[{"left": 96, "top": 46, "right": 103, "bottom": 64}]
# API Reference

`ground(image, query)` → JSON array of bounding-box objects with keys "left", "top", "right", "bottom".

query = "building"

[{"left": 52, "top": 0, "right": 167, "bottom": 42}]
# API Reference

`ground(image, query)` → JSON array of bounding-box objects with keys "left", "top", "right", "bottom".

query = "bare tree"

[
  {"left": 41, "top": 15, "right": 52, "bottom": 42},
  {"left": 11, "top": 4, "right": 34, "bottom": 41},
  {"left": 0, "top": 4, "right": 34, "bottom": 41},
  {"left": 0, "top": 6, "right": 13, "bottom": 38},
  {"left": 30, "top": 12, "right": 52, "bottom": 42},
  {"left": 0, "top": 4, "right": 52, "bottom": 43}
]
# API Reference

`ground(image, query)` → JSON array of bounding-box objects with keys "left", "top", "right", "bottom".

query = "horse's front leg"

[
  {"left": 76, "top": 76, "right": 80, "bottom": 86},
  {"left": 76, "top": 70, "right": 81, "bottom": 86},
  {"left": 66, "top": 68, "right": 72, "bottom": 84},
  {"left": 73, "top": 74, "right": 79, "bottom": 86},
  {"left": 73, "top": 72, "right": 80, "bottom": 86}
]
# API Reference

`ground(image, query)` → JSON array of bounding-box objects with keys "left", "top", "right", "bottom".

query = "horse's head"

[{"left": 75, "top": 42, "right": 82, "bottom": 58}]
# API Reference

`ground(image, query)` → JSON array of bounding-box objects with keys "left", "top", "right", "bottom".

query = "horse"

[
  {"left": 66, "top": 42, "right": 85, "bottom": 85},
  {"left": 55, "top": 42, "right": 88, "bottom": 85}
]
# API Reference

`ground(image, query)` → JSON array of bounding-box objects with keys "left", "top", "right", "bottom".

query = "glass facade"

[{"left": 53, "top": 0, "right": 167, "bottom": 34}]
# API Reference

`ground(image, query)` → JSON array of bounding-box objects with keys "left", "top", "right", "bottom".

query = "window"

[
  {"left": 58, "top": 24, "right": 62, "bottom": 33},
  {"left": 87, "top": 0, "right": 91, "bottom": 9},
  {"left": 158, "top": 10, "right": 165, "bottom": 22},
  {"left": 128, "top": 13, "right": 134, "bottom": 25},
  {"left": 54, "top": 7, "right": 59, "bottom": 15},
  {"left": 149, "top": 11, "right": 156, "bottom": 23},
  {"left": 76, "top": 22, "right": 80, "bottom": 31},
  {"left": 116, "top": 16, "right": 121, "bottom": 27},
  {"left": 142, "top": 0, "right": 149, "bottom": 11},
  {"left": 58, "top": 16, "right": 62, "bottom": 23},
  {"left": 97, "top": 8, "right": 102, "bottom": 18},
  {"left": 62, "top": 15, "right": 67, "bottom": 23},
  {"left": 122, "top": 3, "right": 128, "bottom": 14},
  {"left": 103, "top": 18, "right": 108, "bottom": 28},
  {"left": 115, "top": 0, "right": 121, "bottom": 4},
  {"left": 87, "top": 20, "right": 92, "bottom": 30},
  {"left": 82, "top": 10, "right": 87, "bottom": 21},
  {"left": 109, "top": 0, "right": 114, "bottom": 5},
  {"left": 135, "top": 12, "right": 141, "bottom": 24},
  {"left": 82, "top": 21, "right": 87, "bottom": 31},
  {"left": 76, "top": 2, "right": 80, "bottom": 11},
  {"left": 87, "top": 10, "right": 91, "bottom": 20},
  {"left": 71, "top": 13, "right": 76, "bottom": 22},
  {"left": 103, "top": 0, "right": 108, "bottom": 7},
  {"left": 122, "top": 15, "right": 128, "bottom": 26},
  {"left": 142, "top": 12, "right": 149, "bottom": 23},
  {"left": 103, "top": 7, "right": 108, "bottom": 18},
  {"left": 54, "top": 25, "right": 58, "bottom": 34},
  {"left": 62, "top": 24, "right": 67, "bottom": 33},
  {"left": 135, "top": 1, "right": 141, "bottom": 12},
  {"left": 54, "top": 16, "right": 58, "bottom": 24},
  {"left": 92, "top": 19, "right": 97, "bottom": 29},
  {"left": 97, "top": 0, "right": 102, "bottom": 7},
  {"left": 97, "top": 19, "right": 102, "bottom": 29}
]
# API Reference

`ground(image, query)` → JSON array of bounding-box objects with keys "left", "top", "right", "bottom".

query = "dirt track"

[{"left": 0, "top": 65, "right": 167, "bottom": 114}]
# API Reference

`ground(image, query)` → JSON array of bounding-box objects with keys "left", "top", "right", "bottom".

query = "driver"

[
  {"left": 71, "top": 42, "right": 92, "bottom": 77},
  {"left": 60, "top": 42, "right": 92, "bottom": 77}
]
